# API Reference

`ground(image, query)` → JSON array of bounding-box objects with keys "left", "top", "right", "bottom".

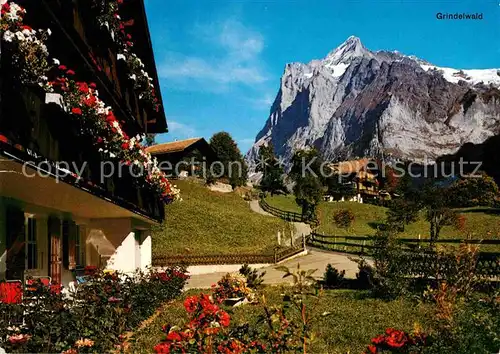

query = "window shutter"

[
  {"left": 68, "top": 221, "right": 77, "bottom": 270},
  {"left": 6, "top": 207, "right": 25, "bottom": 280},
  {"left": 62, "top": 220, "right": 69, "bottom": 269}
]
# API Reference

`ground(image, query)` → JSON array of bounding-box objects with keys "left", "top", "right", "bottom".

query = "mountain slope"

[{"left": 247, "top": 36, "right": 500, "bottom": 169}]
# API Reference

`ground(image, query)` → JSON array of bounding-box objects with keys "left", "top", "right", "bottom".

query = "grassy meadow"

[{"left": 152, "top": 180, "right": 289, "bottom": 256}]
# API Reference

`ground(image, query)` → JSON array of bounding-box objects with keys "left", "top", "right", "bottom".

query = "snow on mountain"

[{"left": 246, "top": 36, "right": 500, "bottom": 170}]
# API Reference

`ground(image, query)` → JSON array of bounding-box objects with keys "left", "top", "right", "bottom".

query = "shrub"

[
  {"left": 154, "top": 272, "right": 328, "bottom": 353},
  {"left": 211, "top": 273, "right": 252, "bottom": 303},
  {"left": 322, "top": 264, "right": 345, "bottom": 288},
  {"left": 239, "top": 264, "right": 266, "bottom": 289},
  {"left": 353, "top": 258, "right": 375, "bottom": 290},
  {"left": 423, "top": 285, "right": 500, "bottom": 353},
  {"left": 0, "top": 266, "right": 188, "bottom": 353},
  {"left": 333, "top": 209, "right": 355, "bottom": 230}
]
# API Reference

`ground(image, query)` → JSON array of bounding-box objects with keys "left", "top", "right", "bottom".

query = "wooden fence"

[
  {"left": 259, "top": 199, "right": 319, "bottom": 227},
  {"left": 152, "top": 244, "right": 306, "bottom": 267},
  {"left": 308, "top": 232, "right": 500, "bottom": 277}
]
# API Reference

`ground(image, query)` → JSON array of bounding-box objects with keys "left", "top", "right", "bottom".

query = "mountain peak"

[{"left": 326, "top": 36, "right": 371, "bottom": 64}]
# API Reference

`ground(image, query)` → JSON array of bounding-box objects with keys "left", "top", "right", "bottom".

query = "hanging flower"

[{"left": 71, "top": 107, "right": 83, "bottom": 115}]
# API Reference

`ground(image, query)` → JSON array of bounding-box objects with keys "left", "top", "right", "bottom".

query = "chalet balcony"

[{"left": 0, "top": 81, "right": 164, "bottom": 223}]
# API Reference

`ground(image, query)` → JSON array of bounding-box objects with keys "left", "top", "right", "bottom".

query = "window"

[
  {"left": 75, "top": 225, "right": 84, "bottom": 267},
  {"left": 26, "top": 217, "right": 37, "bottom": 270}
]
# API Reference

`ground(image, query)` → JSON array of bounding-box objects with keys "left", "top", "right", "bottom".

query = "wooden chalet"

[
  {"left": 0, "top": 0, "right": 167, "bottom": 287},
  {"left": 146, "top": 138, "right": 217, "bottom": 177},
  {"left": 328, "top": 158, "right": 380, "bottom": 198}
]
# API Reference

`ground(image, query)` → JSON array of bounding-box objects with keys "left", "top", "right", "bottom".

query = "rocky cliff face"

[{"left": 247, "top": 36, "right": 500, "bottom": 171}]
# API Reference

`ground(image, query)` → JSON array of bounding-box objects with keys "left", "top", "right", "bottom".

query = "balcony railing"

[{"left": 0, "top": 75, "right": 164, "bottom": 222}]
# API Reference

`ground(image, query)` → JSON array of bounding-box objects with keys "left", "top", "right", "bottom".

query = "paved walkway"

[
  {"left": 185, "top": 248, "right": 361, "bottom": 289},
  {"left": 184, "top": 201, "right": 360, "bottom": 289}
]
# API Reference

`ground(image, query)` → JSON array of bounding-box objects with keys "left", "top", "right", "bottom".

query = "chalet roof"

[{"left": 145, "top": 138, "right": 204, "bottom": 155}]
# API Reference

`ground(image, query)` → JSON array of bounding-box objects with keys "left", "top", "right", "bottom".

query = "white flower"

[
  {"left": 15, "top": 31, "right": 25, "bottom": 41},
  {"left": 117, "top": 53, "right": 126, "bottom": 61},
  {"left": 3, "top": 31, "right": 14, "bottom": 42},
  {"left": 47, "top": 28, "right": 52, "bottom": 36},
  {"left": 52, "top": 58, "right": 60, "bottom": 65},
  {"left": 109, "top": 152, "right": 116, "bottom": 158},
  {"left": 129, "top": 74, "right": 137, "bottom": 81}
]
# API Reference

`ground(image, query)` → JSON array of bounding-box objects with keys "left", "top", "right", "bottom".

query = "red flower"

[
  {"left": 183, "top": 296, "right": 198, "bottom": 313},
  {"left": 106, "top": 112, "right": 116, "bottom": 123},
  {"left": 366, "top": 344, "right": 377, "bottom": 354},
  {"left": 89, "top": 82, "right": 97, "bottom": 89},
  {"left": 117, "top": 0, "right": 124, "bottom": 4},
  {"left": 77, "top": 82, "right": 89, "bottom": 94},
  {"left": 0, "top": 135, "right": 8, "bottom": 143},
  {"left": 83, "top": 96, "right": 97, "bottom": 107},
  {"left": 71, "top": 108, "right": 83, "bottom": 115},
  {"left": 22, "top": 25, "right": 32, "bottom": 31},
  {"left": 126, "top": 41, "right": 133, "bottom": 47},
  {"left": 153, "top": 342, "right": 171, "bottom": 353},
  {"left": 66, "top": 69, "right": 76, "bottom": 75},
  {"left": 218, "top": 310, "right": 230, "bottom": 327},
  {"left": 8, "top": 334, "right": 30, "bottom": 345},
  {"left": 58, "top": 65, "right": 67, "bottom": 71},
  {"left": 166, "top": 331, "right": 181, "bottom": 342},
  {"left": 371, "top": 335, "right": 385, "bottom": 345},
  {"left": 121, "top": 142, "right": 129, "bottom": 150},
  {"left": 1, "top": 3, "right": 11, "bottom": 15},
  {"left": 96, "top": 137, "right": 103, "bottom": 143},
  {"left": 385, "top": 329, "right": 408, "bottom": 349}
]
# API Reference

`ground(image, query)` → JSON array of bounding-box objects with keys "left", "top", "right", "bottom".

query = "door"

[
  {"left": 5, "top": 207, "right": 25, "bottom": 280},
  {"left": 48, "top": 217, "right": 62, "bottom": 285}
]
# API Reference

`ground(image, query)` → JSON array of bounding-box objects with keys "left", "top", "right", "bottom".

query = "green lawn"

[
  {"left": 265, "top": 195, "right": 500, "bottom": 242},
  {"left": 152, "top": 180, "right": 288, "bottom": 256},
  {"left": 127, "top": 287, "right": 433, "bottom": 354},
  {"left": 264, "top": 194, "right": 302, "bottom": 213}
]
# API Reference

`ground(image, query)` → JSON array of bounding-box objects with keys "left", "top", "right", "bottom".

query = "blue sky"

[{"left": 144, "top": 0, "right": 500, "bottom": 153}]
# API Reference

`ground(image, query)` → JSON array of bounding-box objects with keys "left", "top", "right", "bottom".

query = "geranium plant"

[
  {"left": 91, "top": 0, "right": 161, "bottom": 112},
  {"left": 1, "top": 1, "right": 51, "bottom": 86},
  {"left": 1, "top": 0, "right": 179, "bottom": 203},
  {"left": 46, "top": 66, "right": 179, "bottom": 202}
]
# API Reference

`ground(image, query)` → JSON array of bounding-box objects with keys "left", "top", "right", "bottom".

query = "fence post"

[
  {"left": 302, "top": 234, "right": 306, "bottom": 251},
  {"left": 274, "top": 248, "right": 278, "bottom": 264}
]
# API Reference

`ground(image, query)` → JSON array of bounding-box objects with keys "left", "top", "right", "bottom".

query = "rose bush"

[
  {"left": 0, "top": 266, "right": 188, "bottom": 353},
  {"left": 365, "top": 327, "right": 427, "bottom": 353}
]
